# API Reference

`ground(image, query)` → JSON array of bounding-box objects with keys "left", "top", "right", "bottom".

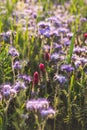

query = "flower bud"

[
  {"left": 33, "top": 71, "right": 39, "bottom": 84},
  {"left": 44, "top": 52, "right": 50, "bottom": 61},
  {"left": 39, "top": 63, "right": 45, "bottom": 72},
  {"left": 84, "top": 33, "right": 87, "bottom": 39}
]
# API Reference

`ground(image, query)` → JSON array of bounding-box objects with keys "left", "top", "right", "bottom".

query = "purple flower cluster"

[
  {"left": 40, "top": 108, "right": 55, "bottom": 118},
  {"left": 26, "top": 98, "right": 49, "bottom": 111},
  {"left": 26, "top": 98, "right": 55, "bottom": 118},
  {"left": 53, "top": 74, "right": 67, "bottom": 84},
  {"left": 13, "top": 81, "right": 26, "bottom": 92},
  {"left": 1, "top": 84, "right": 16, "bottom": 99},
  {"left": 9, "top": 47, "right": 19, "bottom": 57},
  {"left": 61, "top": 64, "right": 74, "bottom": 72},
  {"left": 13, "top": 61, "right": 21, "bottom": 69},
  {"left": 19, "top": 74, "right": 32, "bottom": 83}
]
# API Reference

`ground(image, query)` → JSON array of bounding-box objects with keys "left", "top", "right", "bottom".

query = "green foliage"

[{"left": 0, "top": 45, "right": 13, "bottom": 84}]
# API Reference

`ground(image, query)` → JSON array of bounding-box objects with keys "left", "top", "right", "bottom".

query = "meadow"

[{"left": 0, "top": 0, "right": 87, "bottom": 130}]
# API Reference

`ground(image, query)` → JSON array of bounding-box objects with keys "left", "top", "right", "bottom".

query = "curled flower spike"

[
  {"left": 26, "top": 98, "right": 49, "bottom": 111},
  {"left": 40, "top": 108, "right": 55, "bottom": 118},
  {"left": 39, "top": 63, "right": 45, "bottom": 72}
]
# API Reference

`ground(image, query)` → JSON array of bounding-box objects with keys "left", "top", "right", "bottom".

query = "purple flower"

[
  {"left": 67, "top": 32, "right": 73, "bottom": 38},
  {"left": 9, "top": 47, "right": 19, "bottom": 57},
  {"left": 42, "top": 45, "right": 50, "bottom": 51},
  {"left": 61, "top": 64, "right": 74, "bottom": 72},
  {"left": 80, "top": 17, "right": 87, "bottom": 22},
  {"left": 19, "top": 74, "right": 32, "bottom": 83},
  {"left": 63, "top": 38, "right": 71, "bottom": 46},
  {"left": 26, "top": 98, "right": 49, "bottom": 111},
  {"left": 58, "top": 27, "right": 69, "bottom": 34},
  {"left": 1, "top": 84, "right": 11, "bottom": 97},
  {"left": 13, "top": 61, "right": 21, "bottom": 69},
  {"left": 74, "top": 60, "right": 81, "bottom": 68},
  {"left": 51, "top": 53, "right": 59, "bottom": 61},
  {"left": 40, "top": 108, "right": 55, "bottom": 118},
  {"left": 38, "top": 21, "right": 50, "bottom": 29},
  {"left": 14, "top": 81, "right": 26, "bottom": 92},
  {"left": 50, "top": 30, "right": 59, "bottom": 37},
  {"left": 80, "top": 57, "right": 87, "bottom": 64},
  {"left": 53, "top": 42, "right": 62, "bottom": 50},
  {"left": 53, "top": 74, "right": 67, "bottom": 84}
]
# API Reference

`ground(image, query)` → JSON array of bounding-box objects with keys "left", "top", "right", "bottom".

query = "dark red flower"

[
  {"left": 33, "top": 71, "right": 39, "bottom": 84},
  {"left": 39, "top": 63, "right": 45, "bottom": 72},
  {"left": 84, "top": 33, "right": 87, "bottom": 39},
  {"left": 44, "top": 52, "right": 50, "bottom": 61}
]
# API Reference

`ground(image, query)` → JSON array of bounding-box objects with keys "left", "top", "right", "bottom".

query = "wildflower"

[
  {"left": 42, "top": 45, "right": 50, "bottom": 51},
  {"left": 10, "top": 89, "right": 17, "bottom": 97},
  {"left": 74, "top": 60, "right": 81, "bottom": 68},
  {"left": 26, "top": 98, "right": 49, "bottom": 111},
  {"left": 9, "top": 47, "right": 19, "bottom": 57},
  {"left": 14, "top": 81, "right": 26, "bottom": 92},
  {"left": 53, "top": 42, "right": 62, "bottom": 50},
  {"left": 84, "top": 33, "right": 87, "bottom": 39},
  {"left": 1, "top": 84, "right": 11, "bottom": 97},
  {"left": 33, "top": 71, "right": 39, "bottom": 85},
  {"left": 13, "top": 61, "right": 21, "bottom": 69},
  {"left": 39, "top": 63, "right": 45, "bottom": 72},
  {"left": 19, "top": 74, "right": 32, "bottom": 83},
  {"left": 53, "top": 74, "right": 67, "bottom": 84},
  {"left": 40, "top": 108, "right": 55, "bottom": 118},
  {"left": 44, "top": 52, "right": 50, "bottom": 61},
  {"left": 62, "top": 38, "right": 71, "bottom": 46},
  {"left": 50, "top": 53, "right": 59, "bottom": 61},
  {"left": 61, "top": 64, "right": 74, "bottom": 72},
  {"left": 67, "top": 32, "right": 73, "bottom": 38}
]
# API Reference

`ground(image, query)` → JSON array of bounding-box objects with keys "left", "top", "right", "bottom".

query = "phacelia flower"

[
  {"left": 19, "top": 74, "right": 32, "bottom": 83},
  {"left": 53, "top": 74, "right": 67, "bottom": 84},
  {"left": 61, "top": 64, "right": 74, "bottom": 72},
  {"left": 40, "top": 108, "right": 55, "bottom": 118},
  {"left": 26, "top": 98, "right": 49, "bottom": 111},
  {"left": 14, "top": 81, "right": 26, "bottom": 92},
  {"left": 9, "top": 47, "right": 19, "bottom": 57},
  {"left": 39, "top": 63, "right": 45, "bottom": 72},
  {"left": 1, "top": 84, "right": 11, "bottom": 97},
  {"left": 13, "top": 61, "right": 21, "bottom": 69},
  {"left": 33, "top": 71, "right": 39, "bottom": 84}
]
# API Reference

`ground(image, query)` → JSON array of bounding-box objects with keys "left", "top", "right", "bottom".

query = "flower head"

[
  {"left": 26, "top": 98, "right": 49, "bottom": 111},
  {"left": 84, "top": 33, "right": 87, "bottom": 39},
  {"left": 33, "top": 71, "right": 39, "bottom": 85},
  {"left": 14, "top": 81, "right": 26, "bottom": 92},
  {"left": 1, "top": 84, "right": 11, "bottom": 98},
  {"left": 39, "top": 63, "right": 45, "bottom": 72},
  {"left": 44, "top": 52, "right": 50, "bottom": 61},
  {"left": 61, "top": 64, "right": 74, "bottom": 72},
  {"left": 53, "top": 74, "right": 67, "bottom": 84},
  {"left": 9, "top": 47, "right": 19, "bottom": 57},
  {"left": 13, "top": 61, "right": 21, "bottom": 69},
  {"left": 40, "top": 108, "right": 55, "bottom": 118}
]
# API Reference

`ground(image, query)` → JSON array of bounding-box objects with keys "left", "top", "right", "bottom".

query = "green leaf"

[{"left": 67, "top": 33, "right": 75, "bottom": 63}]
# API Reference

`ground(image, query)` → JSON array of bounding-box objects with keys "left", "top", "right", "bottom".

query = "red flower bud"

[
  {"left": 39, "top": 63, "right": 45, "bottom": 72},
  {"left": 84, "top": 33, "right": 87, "bottom": 39},
  {"left": 44, "top": 52, "right": 50, "bottom": 61},
  {"left": 33, "top": 71, "right": 39, "bottom": 84}
]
